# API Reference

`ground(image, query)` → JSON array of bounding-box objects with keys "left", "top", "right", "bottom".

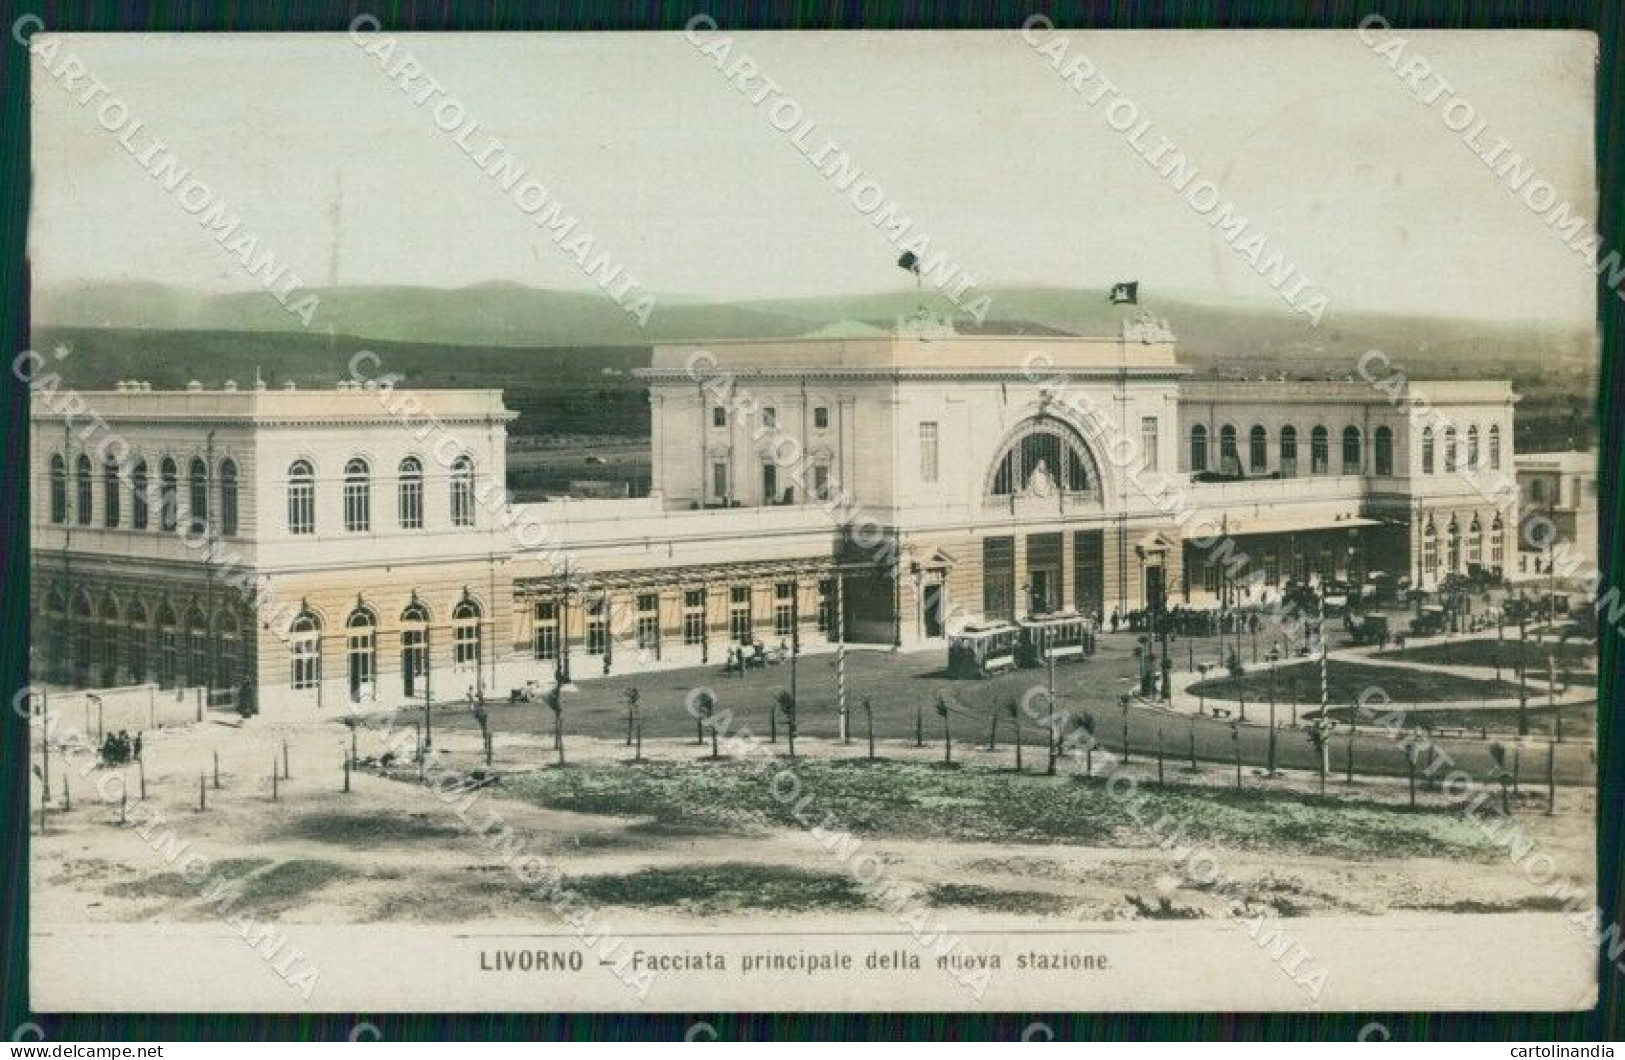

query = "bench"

[
  {"left": 1433, "top": 726, "right": 1466, "bottom": 739},
  {"left": 1210, "top": 707, "right": 1234, "bottom": 719}
]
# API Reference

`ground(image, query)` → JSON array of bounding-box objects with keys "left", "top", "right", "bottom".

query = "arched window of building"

[
  {"left": 287, "top": 460, "right": 315, "bottom": 535},
  {"left": 217, "top": 609, "right": 241, "bottom": 691},
  {"left": 159, "top": 458, "right": 178, "bottom": 532},
  {"left": 989, "top": 420, "right": 1096, "bottom": 495},
  {"left": 49, "top": 454, "right": 67, "bottom": 523},
  {"left": 1342, "top": 426, "right": 1362, "bottom": 474},
  {"left": 1189, "top": 425, "right": 1208, "bottom": 473},
  {"left": 344, "top": 459, "right": 371, "bottom": 532},
  {"left": 102, "top": 453, "right": 121, "bottom": 528},
  {"left": 75, "top": 455, "right": 93, "bottom": 526},
  {"left": 1490, "top": 514, "right": 1505, "bottom": 569},
  {"left": 219, "top": 459, "right": 239, "bottom": 537},
  {"left": 1374, "top": 426, "right": 1394, "bottom": 476},
  {"left": 1279, "top": 426, "right": 1298, "bottom": 478},
  {"left": 1467, "top": 426, "right": 1480, "bottom": 471},
  {"left": 1446, "top": 517, "right": 1461, "bottom": 572},
  {"left": 290, "top": 611, "right": 322, "bottom": 691},
  {"left": 1310, "top": 426, "right": 1329, "bottom": 475},
  {"left": 1248, "top": 425, "right": 1268, "bottom": 474},
  {"left": 44, "top": 584, "right": 68, "bottom": 683},
  {"left": 346, "top": 607, "right": 376, "bottom": 702},
  {"left": 126, "top": 598, "right": 149, "bottom": 684},
  {"left": 400, "top": 601, "right": 429, "bottom": 698},
  {"left": 184, "top": 605, "right": 209, "bottom": 687},
  {"left": 398, "top": 457, "right": 424, "bottom": 529},
  {"left": 1443, "top": 427, "right": 1458, "bottom": 474},
  {"left": 156, "top": 602, "right": 179, "bottom": 688},
  {"left": 453, "top": 599, "right": 482, "bottom": 670},
  {"left": 1421, "top": 427, "right": 1435, "bottom": 474},
  {"left": 98, "top": 595, "right": 120, "bottom": 686},
  {"left": 1218, "top": 425, "right": 1239, "bottom": 475},
  {"left": 188, "top": 457, "right": 209, "bottom": 534},
  {"left": 1468, "top": 515, "right": 1483, "bottom": 567},
  {"left": 451, "top": 456, "right": 476, "bottom": 526},
  {"left": 1422, "top": 520, "right": 1438, "bottom": 579},
  {"left": 72, "top": 591, "right": 94, "bottom": 684},
  {"left": 131, "top": 460, "right": 149, "bottom": 530},
  {"left": 1489, "top": 425, "right": 1502, "bottom": 470}
]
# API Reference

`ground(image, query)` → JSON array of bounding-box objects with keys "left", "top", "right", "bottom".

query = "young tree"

[
  {"left": 693, "top": 688, "right": 720, "bottom": 758},
  {"left": 1306, "top": 720, "right": 1334, "bottom": 797},
  {"left": 1489, "top": 741, "right": 1512, "bottom": 815},
  {"left": 935, "top": 693, "right": 952, "bottom": 766},
  {"left": 862, "top": 695, "right": 876, "bottom": 761},
  {"left": 546, "top": 688, "right": 565, "bottom": 767},
  {"left": 623, "top": 687, "right": 641, "bottom": 747},
  {"left": 776, "top": 689, "right": 798, "bottom": 759},
  {"left": 1005, "top": 698, "right": 1023, "bottom": 772},
  {"left": 1079, "top": 712, "right": 1097, "bottom": 779}
]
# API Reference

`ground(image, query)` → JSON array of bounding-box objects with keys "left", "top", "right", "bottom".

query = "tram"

[
  {"left": 947, "top": 621, "right": 1022, "bottom": 678},
  {"left": 1016, "top": 611, "right": 1095, "bottom": 667}
]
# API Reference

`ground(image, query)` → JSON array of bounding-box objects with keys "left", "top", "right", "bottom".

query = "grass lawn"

[
  {"left": 1188, "top": 660, "right": 1524, "bottom": 705},
  {"left": 564, "top": 863, "right": 868, "bottom": 915},
  {"left": 505, "top": 758, "right": 1499, "bottom": 862},
  {"left": 1325, "top": 701, "right": 1595, "bottom": 735},
  {"left": 1374, "top": 639, "right": 1596, "bottom": 674}
]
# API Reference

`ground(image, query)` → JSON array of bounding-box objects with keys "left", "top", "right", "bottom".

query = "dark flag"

[
  {"left": 1109, "top": 281, "right": 1139, "bottom": 305},
  {"left": 897, "top": 251, "right": 921, "bottom": 275}
]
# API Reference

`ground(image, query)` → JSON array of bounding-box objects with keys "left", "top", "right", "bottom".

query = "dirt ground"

[{"left": 30, "top": 713, "right": 1597, "bottom": 930}]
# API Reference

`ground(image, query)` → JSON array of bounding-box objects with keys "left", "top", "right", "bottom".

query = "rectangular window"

[
  {"left": 637, "top": 592, "right": 660, "bottom": 654},
  {"left": 1073, "top": 531, "right": 1104, "bottom": 618},
  {"left": 812, "top": 464, "right": 830, "bottom": 501},
  {"left": 1203, "top": 561, "right": 1220, "bottom": 595},
  {"left": 1263, "top": 551, "right": 1279, "bottom": 587},
  {"left": 533, "top": 600, "right": 558, "bottom": 660},
  {"left": 762, "top": 463, "right": 778, "bottom": 504},
  {"left": 586, "top": 595, "right": 608, "bottom": 655},
  {"left": 712, "top": 462, "right": 728, "bottom": 501},
  {"left": 1140, "top": 417, "right": 1159, "bottom": 472},
  {"left": 683, "top": 588, "right": 706, "bottom": 645},
  {"left": 814, "top": 406, "right": 829, "bottom": 430},
  {"left": 730, "top": 585, "right": 752, "bottom": 644},
  {"left": 920, "top": 422, "right": 939, "bottom": 483},
  {"left": 774, "top": 581, "right": 795, "bottom": 637},
  {"left": 712, "top": 406, "right": 727, "bottom": 428},
  {"left": 817, "top": 579, "right": 835, "bottom": 633},
  {"left": 983, "top": 536, "right": 1015, "bottom": 620},
  {"left": 763, "top": 408, "right": 777, "bottom": 429}
]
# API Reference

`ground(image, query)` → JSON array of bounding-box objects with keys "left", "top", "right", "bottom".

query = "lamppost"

[
  {"left": 1266, "top": 646, "right": 1280, "bottom": 775},
  {"left": 1118, "top": 692, "right": 1131, "bottom": 764}
]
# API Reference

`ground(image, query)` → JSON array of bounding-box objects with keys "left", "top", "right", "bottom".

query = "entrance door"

[
  {"left": 1145, "top": 564, "right": 1167, "bottom": 614},
  {"left": 923, "top": 583, "right": 945, "bottom": 638}
]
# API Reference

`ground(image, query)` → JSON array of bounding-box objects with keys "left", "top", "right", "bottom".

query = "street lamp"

[{"left": 1266, "top": 646, "right": 1280, "bottom": 775}]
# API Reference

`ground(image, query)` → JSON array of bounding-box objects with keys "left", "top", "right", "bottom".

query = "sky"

[{"left": 29, "top": 29, "right": 1599, "bottom": 326}]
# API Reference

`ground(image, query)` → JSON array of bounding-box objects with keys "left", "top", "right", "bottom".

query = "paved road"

[{"left": 396, "top": 629, "right": 1594, "bottom": 787}]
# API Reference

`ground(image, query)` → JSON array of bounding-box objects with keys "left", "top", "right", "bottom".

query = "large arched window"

[
  {"left": 49, "top": 454, "right": 67, "bottom": 523},
  {"left": 1248, "top": 425, "right": 1267, "bottom": 473},
  {"left": 217, "top": 609, "right": 241, "bottom": 690},
  {"left": 344, "top": 458, "right": 372, "bottom": 532},
  {"left": 989, "top": 420, "right": 1096, "bottom": 496},
  {"left": 1490, "top": 514, "right": 1505, "bottom": 569},
  {"left": 219, "top": 459, "right": 239, "bottom": 537},
  {"left": 1279, "top": 426, "right": 1298, "bottom": 478},
  {"left": 1421, "top": 427, "right": 1435, "bottom": 474},
  {"left": 98, "top": 595, "right": 120, "bottom": 687},
  {"left": 1189, "top": 425, "right": 1208, "bottom": 473},
  {"left": 75, "top": 455, "right": 93, "bottom": 525},
  {"left": 131, "top": 460, "right": 149, "bottom": 530},
  {"left": 71, "top": 591, "right": 93, "bottom": 684},
  {"left": 1443, "top": 427, "right": 1458, "bottom": 474},
  {"left": 1489, "top": 425, "right": 1502, "bottom": 470},
  {"left": 346, "top": 607, "right": 376, "bottom": 702},
  {"left": 156, "top": 602, "right": 178, "bottom": 688},
  {"left": 1468, "top": 515, "right": 1483, "bottom": 567},
  {"left": 188, "top": 457, "right": 209, "bottom": 534},
  {"left": 398, "top": 457, "right": 424, "bottom": 529},
  {"left": 287, "top": 460, "right": 315, "bottom": 534},
  {"left": 290, "top": 611, "right": 322, "bottom": 691},
  {"left": 451, "top": 456, "right": 476, "bottom": 526},
  {"left": 400, "top": 601, "right": 429, "bottom": 697},
  {"left": 453, "top": 599, "right": 482, "bottom": 670},
  {"left": 1310, "top": 426, "right": 1329, "bottom": 475},
  {"left": 1466, "top": 426, "right": 1480, "bottom": 471},
  {"left": 184, "top": 605, "right": 209, "bottom": 687},
  {"left": 1218, "top": 425, "right": 1239, "bottom": 475},
  {"left": 1446, "top": 518, "right": 1461, "bottom": 572},
  {"left": 1374, "top": 426, "right": 1394, "bottom": 476},
  {"left": 1341, "top": 426, "right": 1362, "bottom": 474},
  {"left": 1422, "top": 520, "right": 1438, "bottom": 578},
  {"left": 159, "top": 458, "right": 178, "bottom": 532},
  {"left": 126, "top": 598, "right": 149, "bottom": 684},
  {"left": 102, "top": 453, "right": 121, "bottom": 528}
]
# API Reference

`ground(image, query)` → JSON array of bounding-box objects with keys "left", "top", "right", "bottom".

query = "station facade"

[{"left": 30, "top": 317, "right": 1539, "bottom": 717}]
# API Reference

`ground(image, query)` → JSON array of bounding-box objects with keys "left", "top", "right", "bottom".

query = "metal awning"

[
  {"left": 1182, "top": 514, "right": 1383, "bottom": 540},
  {"left": 514, "top": 556, "right": 881, "bottom": 594}
]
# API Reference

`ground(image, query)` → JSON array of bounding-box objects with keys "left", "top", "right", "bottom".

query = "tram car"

[
  {"left": 947, "top": 621, "right": 1022, "bottom": 678},
  {"left": 1016, "top": 611, "right": 1095, "bottom": 667}
]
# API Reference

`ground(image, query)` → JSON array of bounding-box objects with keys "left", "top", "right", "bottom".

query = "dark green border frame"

[{"left": 0, "top": 0, "right": 1618, "bottom": 1042}]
